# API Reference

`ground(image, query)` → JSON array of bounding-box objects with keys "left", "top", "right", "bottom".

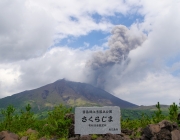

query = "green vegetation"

[
  {"left": 0, "top": 102, "right": 179, "bottom": 139},
  {"left": 121, "top": 102, "right": 180, "bottom": 138},
  {"left": 121, "top": 109, "right": 154, "bottom": 120},
  {"left": 168, "top": 102, "right": 179, "bottom": 121},
  {"left": 91, "top": 134, "right": 99, "bottom": 140},
  {"left": 0, "top": 104, "right": 72, "bottom": 139}
]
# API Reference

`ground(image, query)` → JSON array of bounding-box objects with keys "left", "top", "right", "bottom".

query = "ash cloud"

[{"left": 86, "top": 25, "right": 146, "bottom": 89}]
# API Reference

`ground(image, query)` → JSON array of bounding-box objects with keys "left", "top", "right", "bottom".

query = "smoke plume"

[{"left": 86, "top": 25, "right": 146, "bottom": 89}]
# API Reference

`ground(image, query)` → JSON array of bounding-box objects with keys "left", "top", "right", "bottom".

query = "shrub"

[
  {"left": 0, "top": 105, "right": 15, "bottom": 131},
  {"left": 152, "top": 102, "right": 165, "bottom": 123},
  {"left": 0, "top": 102, "right": 179, "bottom": 139},
  {"left": 0, "top": 104, "right": 36, "bottom": 133},
  {"left": 0, "top": 104, "right": 72, "bottom": 139},
  {"left": 168, "top": 102, "right": 179, "bottom": 122},
  {"left": 39, "top": 104, "right": 72, "bottom": 139}
]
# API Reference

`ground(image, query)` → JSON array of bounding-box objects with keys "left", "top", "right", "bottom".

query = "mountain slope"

[{"left": 0, "top": 79, "right": 137, "bottom": 111}]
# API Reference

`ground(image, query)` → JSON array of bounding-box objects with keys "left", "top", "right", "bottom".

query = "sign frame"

[{"left": 75, "top": 106, "right": 121, "bottom": 135}]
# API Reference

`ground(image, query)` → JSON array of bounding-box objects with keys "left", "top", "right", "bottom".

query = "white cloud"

[
  {"left": 19, "top": 47, "right": 92, "bottom": 86},
  {"left": 1, "top": 0, "right": 180, "bottom": 106},
  {"left": 84, "top": 0, "right": 180, "bottom": 105},
  {"left": 0, "top": 0, "right": 55, "bottom": 62},
  {"left": 113, "top": 72, "right": 180, "bottom": 105},
  {"left": 0, "top": 0, "right": 130, "bottom": 62},
  {"left": 0, "top": 47, "right": 93, "bottom": 98},
  {"left": 0, "top": 64, "right": 21, "bottom": 98}
]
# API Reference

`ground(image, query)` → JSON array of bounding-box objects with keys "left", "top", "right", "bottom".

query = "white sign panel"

[{"left": 75, "top": 106, "right": 121, "bottom": 135}]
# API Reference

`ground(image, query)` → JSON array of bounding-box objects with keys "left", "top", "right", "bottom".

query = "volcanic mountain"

[{"left": 0, "top": 79, "right": 137, "bottom": 111}]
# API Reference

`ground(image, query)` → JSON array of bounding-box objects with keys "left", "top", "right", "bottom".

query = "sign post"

[{"left": 75, "top": 106, "right": 121, "bottom": 135}]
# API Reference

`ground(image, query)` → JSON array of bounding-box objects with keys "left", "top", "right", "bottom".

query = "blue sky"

[
  {"left": 58, "top": 13, "right": 144, "bottom": 49},
  {"left": 0, "top": 0, "right": 180, "bottom": 105},
  {"left": 58, "top": 30, "right": 109, "bottom": 49}
]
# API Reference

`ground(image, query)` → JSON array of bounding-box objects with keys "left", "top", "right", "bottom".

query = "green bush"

[
  {"left": 121, "top": 102, "right": 180, "bottom": 139},
  {"left": 14, "top": 104, "right": 36, "bottom": 132},
  {"left": 0, "top": 104, "right": 36, "bottom": 133},
  {"left": 38, "top": 104, "right": 72, "bottom": 139},
  {"left": 0, "top": 104, "right": 72, "bottom": 139},
  {"left": 0, "top": 105, "right": 15, "bottom": 131},
  {"left": 168, "top": 102, "right": 179, "bottom": 121},
  {"left": 0, "top": 102, "right": 179, "bottom": 139},
  {"left": 151, "top": 102, "right": 166, "bottom": 123}
]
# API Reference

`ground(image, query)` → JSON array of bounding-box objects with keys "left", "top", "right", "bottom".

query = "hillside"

[{"left": 0, "top": 79, "right": 137, "bottom": 112}]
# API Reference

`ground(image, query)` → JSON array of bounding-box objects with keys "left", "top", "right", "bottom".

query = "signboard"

[{"left": 75, "top": 106, "right": 121, "bottom": 135}]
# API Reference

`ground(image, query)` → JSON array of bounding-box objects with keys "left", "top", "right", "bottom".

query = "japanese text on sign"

[
  {"left": 75, "top": 106, "right": 121, "bottom": 135},
  {"left": 82, "top": 116, "right": 113, "bottom": 122}
]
